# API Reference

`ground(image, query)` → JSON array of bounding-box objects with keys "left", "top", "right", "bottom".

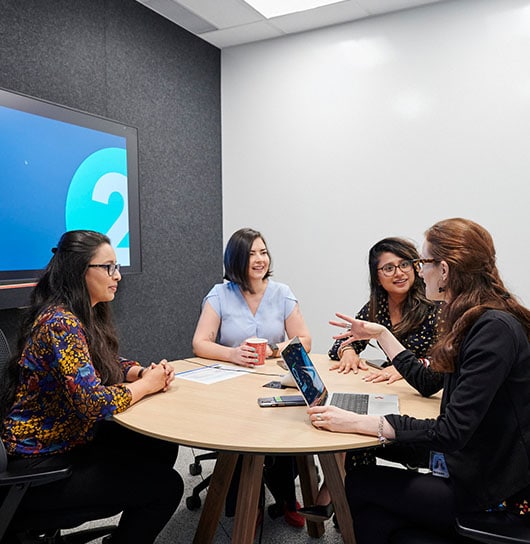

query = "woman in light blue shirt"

[
  {"left": 192, "top": 227, "right": 311, "bottom": 527},
  {"left": 193, "top": 228, "right": 311, "bottom": 365},
  {"left": 203, "top": 280, "right": 297, "bottom": 350}
]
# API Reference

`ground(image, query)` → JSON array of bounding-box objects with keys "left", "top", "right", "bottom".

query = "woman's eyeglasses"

[
  {"left": 377, "top": 260, "right": 413, "bottom": 277},
  {"left": 411, "top": 258, "right": 440, "bottom": 273},
  {"left": 88, "top": 263, "right": 121, "bottom": 276}
]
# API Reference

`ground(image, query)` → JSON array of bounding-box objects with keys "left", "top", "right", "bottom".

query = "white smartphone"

[{"left": 366, "top": 359, "right": 387, "bottom": 369}]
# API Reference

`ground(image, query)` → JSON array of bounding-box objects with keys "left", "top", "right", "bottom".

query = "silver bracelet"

[{"left": 378, "top": 416, "right": 387, "bottom": 446}]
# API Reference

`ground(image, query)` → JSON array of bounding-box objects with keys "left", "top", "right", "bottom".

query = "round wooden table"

[{"left": 114, "top": 354, "right": 441, "bottom": 544}]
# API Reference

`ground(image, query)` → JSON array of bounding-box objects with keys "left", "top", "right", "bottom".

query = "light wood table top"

[
  {"left": 114, "top": 354, "right": 441, "bottom": 453},
  {"left": 114, "top": 354, "right": 442, "bottom": 544}
]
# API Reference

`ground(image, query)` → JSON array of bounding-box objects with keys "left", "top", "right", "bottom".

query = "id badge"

[{"left": 429, "top": 451, "right": 450, "bottom": 478}]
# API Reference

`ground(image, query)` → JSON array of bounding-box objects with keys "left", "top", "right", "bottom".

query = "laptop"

[{"left": 280, "top": 337, "right": 399, "bottom": 416}]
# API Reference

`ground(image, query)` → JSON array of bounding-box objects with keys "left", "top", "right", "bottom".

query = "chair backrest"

[
  {"left": 0, "top": 432, "right": 6, "bottom": 473},
  {"left": 0, "top": 329, "right": 11, "bottom": 473},
  {"left": 0, "top": 328, "right": 11, "bottom": 369}
]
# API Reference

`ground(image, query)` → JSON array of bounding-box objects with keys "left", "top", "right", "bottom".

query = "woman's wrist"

[
  {"left": 267, "top": 343, "right": 280, "bottom": 358},
  {"left": 378, "top": 416, "right": 387, "bottom": 445},
  {"left": 338, "top": 344, "right": 354, "bottom": 359},
  {"left": 377, "top": 328, "right": 406, "bottom": 361}
]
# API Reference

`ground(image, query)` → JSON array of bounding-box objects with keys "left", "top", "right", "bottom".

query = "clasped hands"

[{"left": 141, "top": 359, "right": 174, "bottom": 391}]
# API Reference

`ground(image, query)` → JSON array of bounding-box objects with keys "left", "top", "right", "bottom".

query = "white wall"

[{"left": 221, "top": 0, "right": 530, "bottom": 354}]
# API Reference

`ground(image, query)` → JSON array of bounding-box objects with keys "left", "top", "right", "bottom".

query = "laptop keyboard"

[{"left": 330, "top": 393, "right": 369, "bottom": 414}]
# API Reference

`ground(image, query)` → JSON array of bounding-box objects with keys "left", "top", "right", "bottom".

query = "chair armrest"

[
  {"left": 0, "top": 465, "right": 71, "bottom": 488},
  {"left": 456, "top": 511, "right": 530, "bottom": 544}
]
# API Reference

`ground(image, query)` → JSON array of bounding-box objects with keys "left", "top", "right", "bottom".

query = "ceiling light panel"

[{"left": 244, "top": 0, "right": 346, "bottom": 19}]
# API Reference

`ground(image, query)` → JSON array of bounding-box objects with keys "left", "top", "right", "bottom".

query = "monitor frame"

[{"left": 0, "top": 87, "right": 142, "bottom": 309}]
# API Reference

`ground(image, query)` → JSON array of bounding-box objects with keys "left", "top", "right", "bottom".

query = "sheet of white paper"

[{"left": 175, "top": 363, "right": 249, "bottom": 384}]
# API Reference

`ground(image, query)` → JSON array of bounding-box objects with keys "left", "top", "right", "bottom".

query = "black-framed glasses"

[
  {"left": 412, "top": 258, "right": 440, "bottom": 273},
  {"left": 88, "top": 263, "right": 121, "bottom": 276},
  {"left": 377, "top": 260, "right": 413, "bottom": 277}
]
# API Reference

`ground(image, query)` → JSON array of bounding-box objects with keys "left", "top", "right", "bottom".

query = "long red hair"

[{"left": 427, "top": 218, "right": 530, "bottom": 372}]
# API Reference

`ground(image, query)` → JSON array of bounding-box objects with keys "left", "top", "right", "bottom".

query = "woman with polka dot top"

[
  {"left": 328, "top": 237, "right": 443, "bottom": 396},
  {"left": 299, "top": 237, "right": 443, "bottom": 524}
]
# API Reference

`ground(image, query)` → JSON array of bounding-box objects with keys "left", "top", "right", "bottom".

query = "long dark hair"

[
  {"left": 1, "top": 230, "right": 123, "bottom": 423},
  {"left": 223, "top": 228, "right": 272, "bottom": 293},
  {"left": 368, "top": 237, "right": 433, "bottom": 339},
  {"left": 427, "top": 218, "right": 530, "bottom": 372}
]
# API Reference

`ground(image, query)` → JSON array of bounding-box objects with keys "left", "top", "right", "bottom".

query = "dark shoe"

[
  {"left": 267, "top": 502, "right": 284, "bottom": 519},
  {"left": 298, "top": 502, "right": 334, "bottom": 522}
]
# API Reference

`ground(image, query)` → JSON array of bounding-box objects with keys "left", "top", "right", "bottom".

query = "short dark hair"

[{"left": 223, "top": 228, "right": 272, "bottom": 293}]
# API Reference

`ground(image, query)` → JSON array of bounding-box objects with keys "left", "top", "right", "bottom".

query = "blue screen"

[{"left": 0, "top": 89, "right": 141, "bottom": 283}]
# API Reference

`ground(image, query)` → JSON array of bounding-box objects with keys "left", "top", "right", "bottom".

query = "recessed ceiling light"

[{"left": 244, "top": 0, "right": 344, "bottom": 19}]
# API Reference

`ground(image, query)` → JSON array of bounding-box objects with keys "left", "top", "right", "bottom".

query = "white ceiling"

[{"left": 136, "top": 0, "right": 450, "bottom": 48}]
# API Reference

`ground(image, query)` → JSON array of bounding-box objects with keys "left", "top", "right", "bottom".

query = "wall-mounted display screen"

[{"left": 0, "top": 88, "right": 141, "bottom": 308}]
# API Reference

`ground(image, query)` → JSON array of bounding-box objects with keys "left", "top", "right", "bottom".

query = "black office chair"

[
  {"left": 0, "top": 327, "right": 118, "bottom": 543},
  {"left": 390, "top": 511, "right": 530, "bottom": 544},
  {"left": 390, "top": 527, "right": 462, "bottom": 544},
  {"left": 456, "top": 511, "right": 530, "bottom": 543},
  {"left": 0, "top": 327, "right": 11, "bottom": 374},
  {"left": 186, "top": 450, "right": 218, "bottom": 510}
]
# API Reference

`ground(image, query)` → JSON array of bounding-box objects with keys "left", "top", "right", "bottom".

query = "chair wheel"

[
  {"left": 189, "top": 462, "right": 202, "bottom": 476},
  {"left": 186, "top": 494, "right": 202, "bottom": 510}
]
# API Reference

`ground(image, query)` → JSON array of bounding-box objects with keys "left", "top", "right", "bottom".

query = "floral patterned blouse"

[{"left": 2, "top": 306, "right": 137, "bottom": 457}]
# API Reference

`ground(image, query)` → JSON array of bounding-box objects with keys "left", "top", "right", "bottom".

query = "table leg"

[
  {"left": 232, "top": 454, "right": 265, "bottom": 543},
  {"left": 229, "top": 454, "right": 264, "bottom": 543},
  {"left": 296, "top": 455, "right": 325, "bottom": 538},
  {"left": 318, "top": 452, "right": 356, "bottom": 544},
  {"left": 192, "top": 452, "right": 239, "bottom": 544}
]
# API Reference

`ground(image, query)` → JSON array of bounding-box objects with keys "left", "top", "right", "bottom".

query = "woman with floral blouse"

[{"left": 0, "top": 230, "right": 183, "bottom": 544}]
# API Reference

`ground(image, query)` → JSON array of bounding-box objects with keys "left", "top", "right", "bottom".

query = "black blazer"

[{"left": 387, "top": 310, "right": 530, "bottom": 511}]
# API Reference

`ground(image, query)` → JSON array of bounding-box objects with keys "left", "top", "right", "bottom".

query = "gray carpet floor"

[{"left": 66, "top": 445, "right": 344, "bottom": 543}]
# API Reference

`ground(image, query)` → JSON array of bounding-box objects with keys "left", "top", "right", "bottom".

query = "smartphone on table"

[
  {"left": 366, "top": 359, "right": 387, "bottom": 369},
  {"left": 257, "top": 395, "right": 305, "bottom": 407}
]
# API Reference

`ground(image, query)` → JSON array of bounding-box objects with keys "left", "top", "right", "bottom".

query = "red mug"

[{"left": 245, "top": 337, "right": 267, "bottom": 365}]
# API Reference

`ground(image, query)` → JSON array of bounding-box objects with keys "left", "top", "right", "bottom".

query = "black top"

[
  {"left": 328, "top": 297, "right": 444, "bottom": 397},
  {"left": 328, "top": 297, "right": 443, "bottom": 360},
  {"left": 387, "top": 310, "right": 530, "bottom": 511}
]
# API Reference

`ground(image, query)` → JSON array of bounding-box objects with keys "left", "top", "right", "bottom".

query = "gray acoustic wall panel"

[{"left": 0, "top": 0, "right": 222, "bottom": 362}]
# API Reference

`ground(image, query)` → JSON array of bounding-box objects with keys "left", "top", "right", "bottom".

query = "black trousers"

[
  {"left": 345, "top": 464, "right": 460, "bottom": 544},
  {"left": 9, "top": 421, "right": 184, "bottom": 544}
]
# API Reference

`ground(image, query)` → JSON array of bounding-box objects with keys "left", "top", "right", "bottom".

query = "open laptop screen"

[{"left": 281, "top": 337, "right": 328, "bottom": 407}]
